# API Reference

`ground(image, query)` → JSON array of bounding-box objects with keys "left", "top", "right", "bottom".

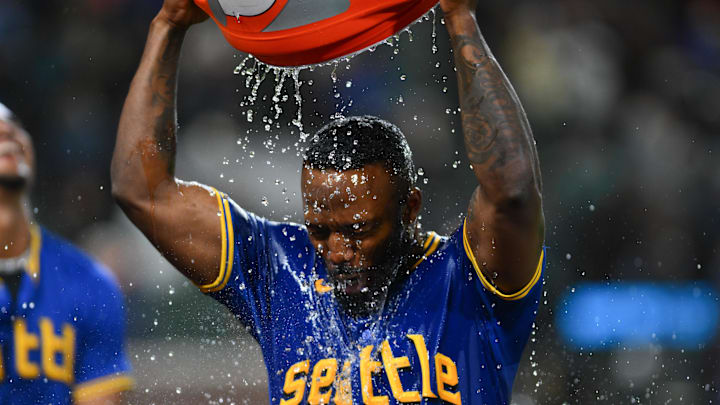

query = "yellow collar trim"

[
  {"left": 411, "top": 231, "right": 441, "bottom": 270},
  {"left": 25, "top": 225, "right": 41, "bottom": 281}
]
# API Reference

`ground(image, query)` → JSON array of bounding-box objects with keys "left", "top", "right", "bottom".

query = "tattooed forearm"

[
  {"left": 448, "top": 17, "right": 541, "bottom": 197},
  {"left": 442, "top": 7, "right": 544, "bottom": 296},
  {"left": 112, "top": 17, "right": 187, "bottom": 196},
  {"left": 149, "top": 28, "right": 185, "bottom": 172}
]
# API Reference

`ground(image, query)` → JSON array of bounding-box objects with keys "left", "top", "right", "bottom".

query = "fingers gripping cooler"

[{"left": 194, "top": 0, "right": 440, "bottom": 67}]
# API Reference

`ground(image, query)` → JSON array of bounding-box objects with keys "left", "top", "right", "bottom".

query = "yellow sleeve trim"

[
  {"left": 422, "top": 231, "right": 435, "bottom": 250},
  {"left": 199, "top": 188, "right": 235, "bottom": 293},
  {"left": 462, "top": 219, "right": 543, "bottom": 301},
  {"left": 72, "top": 375, "right": 134, "bottom": 402}
]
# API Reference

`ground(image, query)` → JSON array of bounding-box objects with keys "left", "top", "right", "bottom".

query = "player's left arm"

[{"left": 443, "top": 0, "right": 544, "bottom": 295}]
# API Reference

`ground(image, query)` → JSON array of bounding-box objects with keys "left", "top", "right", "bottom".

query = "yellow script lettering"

[
  {"left": 407, "top": 334, "right": 437, "bottom": 398},
  {"left": 14, "top": 319, "right": 40, "bottom": 379},
  {"left": 280, "top": 360, "right": 309, "bottom": 405},
  {"left": 308, "top": 358, "right": 337, "bottom": 405},
  {"left": 40, "top": 318, "right": 75, "bottom": 384},
  {"left": 435, "top": 353, "right": 461, "bottom": 405},
  {"left": 333, "top": 360, "right": 353, "bottom": 405},
  {"left": 380, "top": 341, "right": 420, "bottom": 402},
  {"left": 359, "top": 345, "right": 388, "bottom": 405}
]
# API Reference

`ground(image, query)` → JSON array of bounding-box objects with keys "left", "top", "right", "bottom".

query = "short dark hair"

[{"left": 303, "top": 115, "right": 416, "bottom": 195}]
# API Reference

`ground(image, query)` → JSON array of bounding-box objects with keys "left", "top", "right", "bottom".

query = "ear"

[{"left": 402, "top": 187, "right": 422, "bottom": 226}]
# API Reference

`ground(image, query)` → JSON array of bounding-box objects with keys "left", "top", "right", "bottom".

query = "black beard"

[
  {"left": 330, "top": 238, "right": 410, "bottom": 318},
  {"left": 0, "top": 175, "right": 27, "bottom": 192},
  {"left": 330, "top": 263, "right": 394, "bottom": 318},
  {"left": 328, "top": 210, "right": 417, "bottom": 318}
]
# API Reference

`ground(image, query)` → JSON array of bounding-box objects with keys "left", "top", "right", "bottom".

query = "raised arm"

[
  {"left": 111, "top": 1, "right": 222, "bottom": 286},
  {"left": 442, "top": 1, "right": 545, "bottom": 294}
]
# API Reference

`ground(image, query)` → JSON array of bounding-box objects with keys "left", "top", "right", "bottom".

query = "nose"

[{"left": 326, "top": 231, "right": 354, "bottom": 265}]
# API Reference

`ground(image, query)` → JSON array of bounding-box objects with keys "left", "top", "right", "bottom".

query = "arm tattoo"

[
  {"left": 148, "top": 30, "right": 184, "bottom": 173},
  {"left": 451, "top": 33, "right": 541, "bottom": 189}
]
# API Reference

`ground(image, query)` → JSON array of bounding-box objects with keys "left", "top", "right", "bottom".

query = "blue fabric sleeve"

[
  {"left": 201, "top": 190, "right": 314, "bottom": 341},
  {"left": 455, "top": 221, "right": 545, "bottom": 367}
]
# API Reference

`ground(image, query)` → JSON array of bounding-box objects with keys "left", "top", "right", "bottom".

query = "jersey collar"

[
  {"left": 410, "top": 231, "right": 441, "bottom": 270},
  {"left": 25, "top": 224, "right": 41, "bottom": 281}
]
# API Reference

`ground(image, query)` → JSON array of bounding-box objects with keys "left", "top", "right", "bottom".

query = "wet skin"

[
  {"left": 114, "top": 0, "right": 542, "bottom": 326},
  {"left": 301, "top": 164, "right": 423, "bottom": 313}
]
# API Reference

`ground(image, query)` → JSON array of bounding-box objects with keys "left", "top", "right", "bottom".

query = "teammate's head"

[
  {"left": 0, "top": 102, "right": 34, "bottom": 192},
  {"left": 301, "top": 115, "right": 422, "bottom": 316}
]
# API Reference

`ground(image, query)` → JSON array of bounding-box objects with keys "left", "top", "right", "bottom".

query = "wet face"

[
  {"left": 301, "top": 164, "right": 420, "bottom": 316},
  {"left": 0, "top": 118, "right": 34, "bottom": 190}
]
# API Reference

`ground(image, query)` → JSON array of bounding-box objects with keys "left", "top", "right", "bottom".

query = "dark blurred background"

[{"left": 1, "top": 0, "right": 719, "bottom": 403}]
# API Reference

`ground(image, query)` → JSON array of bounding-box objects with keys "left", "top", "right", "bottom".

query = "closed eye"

[
  {"left": 307, "top": 224, "right": 330, "bottom": 240},
  {"left": 347, "top": 222, "right": 373, "bottom": 237}
]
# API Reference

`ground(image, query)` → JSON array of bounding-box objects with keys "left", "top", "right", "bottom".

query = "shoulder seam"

[{"left": 198, "top": 188, "right": 234, "bottom": 293}]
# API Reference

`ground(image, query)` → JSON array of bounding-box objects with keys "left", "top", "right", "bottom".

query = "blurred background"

[{"left": 1, "top": 0, "right": 719, "bottom": 403}]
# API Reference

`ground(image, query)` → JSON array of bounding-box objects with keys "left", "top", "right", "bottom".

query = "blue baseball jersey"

[
  {"left": 202, "top": 191, "right": 544, "bottom": 405},
  {"left": 0, "top": 226, "right": 133, "bottom": 404}
]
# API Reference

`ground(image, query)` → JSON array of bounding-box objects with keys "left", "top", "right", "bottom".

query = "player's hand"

[
  {"left": 439, "top": 0, "right": 477, "bottom": 18},
  {"left": 157, "top": 0, "right": 209, "bottom": 29}
]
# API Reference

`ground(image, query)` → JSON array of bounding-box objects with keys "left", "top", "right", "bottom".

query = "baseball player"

[
  {"left": 112, "top": 0, "right": 544, "bottom": 403},
  {"left": 0, "top": 102, "right": 133, "bottom": 404}
]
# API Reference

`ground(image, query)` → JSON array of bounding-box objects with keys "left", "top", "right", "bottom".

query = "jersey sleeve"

[
  {"left": 460, "top": 218, "right": 544, "bottom": 303},
  {"left": 73, "top": 264, "right": 133, "bottom": 403},
  {"left": 456, "top": 219, "right": 545, "bottom": 369},
  {"left": 199, "top": 189, "right": 310, "bottom": 340}
]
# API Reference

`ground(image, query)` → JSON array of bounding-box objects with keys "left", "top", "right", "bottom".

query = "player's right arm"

[
  {"left": 110, "top": 0, "right": 221, "bottom": 286},
  {"left": 442, "top": 0, "right": 544, "bottom": 296}
]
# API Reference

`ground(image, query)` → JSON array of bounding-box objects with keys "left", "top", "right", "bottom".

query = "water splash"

[
  {"left": 430, "top": 7, "right": 438, "bottom": 54},
  {"left": 231, "top": 4, "right": 441, "bottom": 143}
]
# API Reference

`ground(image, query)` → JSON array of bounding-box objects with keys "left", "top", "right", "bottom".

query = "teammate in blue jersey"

[
  {"left": 0, "top": 103, "right": 133, "bottom": 404},
  {"left": 112, "top": 0, "right": 544, "bottom": 403}
]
